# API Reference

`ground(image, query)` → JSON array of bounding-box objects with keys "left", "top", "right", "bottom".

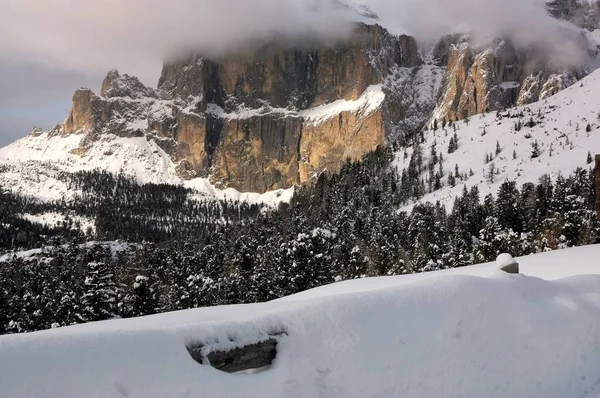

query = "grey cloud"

[
  {"left": 0, "top": 0, "right": 354, "bottom": 85},
  {"left": 363, "top": 0, "right": 586, "bottom": 65},
  {"left": 0, "top": 62, "right": 101, "bottom": 144},
  {"left": 0, "top": 0, "right": 589, "bottom": 145},
  {"left": 1, "top": 0, "right": 584, "bottom": 83}
]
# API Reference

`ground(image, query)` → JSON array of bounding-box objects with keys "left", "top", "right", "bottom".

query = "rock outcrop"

[
  {"left": 431, "top": 36, "right": 586, "bottom": 124},
  {"left": 53, "top": 11, "right": 597, "bottom": 193},
  {"left": 547, "top": 0, "right": 600, "bottom": 30},
  {"left": 58, "top": 23, "right": 426, "bottom": 192}
]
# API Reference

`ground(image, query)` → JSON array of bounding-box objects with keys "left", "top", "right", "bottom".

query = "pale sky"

[{"left": 0, "top": 0, "right": 578, "bottom": 147}]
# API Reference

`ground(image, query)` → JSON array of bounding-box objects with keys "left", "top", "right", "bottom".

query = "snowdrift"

[{"left": 1, "top": 246, "right": 600, "bottom": 398}]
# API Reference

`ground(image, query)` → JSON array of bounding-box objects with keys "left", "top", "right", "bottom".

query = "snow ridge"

[{"left": 1, "top": 246, "right": 599, "bottom": 398}]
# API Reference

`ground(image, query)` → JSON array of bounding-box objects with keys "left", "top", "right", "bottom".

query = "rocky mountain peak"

[
  {"left": 101, "top": 69, "right": 157, "bottom": 100},
  {"left": 50, "top": 22, "right": 429, "bottom": 192},
  {"left": 547, "top": 0, "right": 600, "bottom": 29}
]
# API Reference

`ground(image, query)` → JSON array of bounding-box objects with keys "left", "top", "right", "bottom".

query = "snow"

[
  {"left": 0, "top": 132, "right": 293, "bottom": 207},
  {"left": 0, "top": 241, "right": 139, "bottom": 263},
  {"left": 1, "top": 244, "right": 600, "bottom": 398},
  {"left": 207, "top": 84, "right": 385, "bottom": 126},
  {"left": 384, "top": 64, "right": 446, "bottom": 137},
  {"left": 19, "top": 212, "right": 96, "bottom": 234},
  {"left": 301, "top": 85, "right": 385, "bottom": 125},
  {"left": 335, "top": 0, "right": 406, "bottom": 35},
  {"left": 500, "top": 81, "right": 520, "bottom": 89},
  {"left": 496, "top": 253, "right": 518, "bottom": 267},
  {"left": 396, "top": 67, "right": 600, "bottom": 210}
]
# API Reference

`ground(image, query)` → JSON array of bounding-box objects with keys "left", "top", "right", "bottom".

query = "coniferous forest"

[{"left": 0, "top": 145, "right": 598, "bottom": 334}]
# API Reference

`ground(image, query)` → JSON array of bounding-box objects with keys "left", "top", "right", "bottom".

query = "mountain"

[
  {"left": 397, "top": 65, "right": 600, "bottom": 210},
  {"left": 0, "top": 2, "right": 599, "bottom": 201},
  {"left": 547, "top": 0, "right": 600, "bottom": 30},
  {"left": 2, "top": 245, "right": 600, "bottom": 398}
]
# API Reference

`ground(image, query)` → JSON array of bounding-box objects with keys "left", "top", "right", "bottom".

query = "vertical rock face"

[
  {"left": 212, "top": 115, "right": 303, "bottom": 192},
  {"left": 299, "top": 108, "right": 385, "bottom": 182},
  {"left": 431, "top": 36, "right": 586, "bottom": 124},
  {"left": 63, "top": 89, "right": 98, "bottom": 135},
  {"left": 157, "top": 24, "right": 420, "bottom": 111},
  {"left": 547, "top": 0, "right": 600, "bottom": 29},
  {"left": 59, "top": 23, "right": 424, "bottom": 192}
]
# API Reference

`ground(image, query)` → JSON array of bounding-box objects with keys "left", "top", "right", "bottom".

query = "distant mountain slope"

[{"left": 396, "top": 67, "right": 600, "bottom": 210}]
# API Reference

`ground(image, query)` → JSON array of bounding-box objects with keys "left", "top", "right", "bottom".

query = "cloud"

[
  {"left": 0, "top": 0, "right": 589, "bottom": 143},
  {"left": 0, "top": 0, "right": 354, "bottom": 86},
  {"left": 363, "top": 0, "right": 586, "bottom": 65},
  {"left": 0, "top": 0, "right": 587, "bottom": 85}
]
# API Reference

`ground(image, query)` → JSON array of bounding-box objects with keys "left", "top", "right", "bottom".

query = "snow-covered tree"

[{"left": 78, "top": 262, "right": 117, "bottom": 323}]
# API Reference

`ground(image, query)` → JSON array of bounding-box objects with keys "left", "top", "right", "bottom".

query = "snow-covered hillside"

[
  {"left": 1, "top": 245, "right": 599, "bottom": 398},
  {"left": 0, "top": 133, "right": 293, "bottom": 204},
  {"left": 397, "top": 67, "right": 600, "bottom": 210},
  {"left": 0, "top": 131, "right": 293, "bottom": 205}
]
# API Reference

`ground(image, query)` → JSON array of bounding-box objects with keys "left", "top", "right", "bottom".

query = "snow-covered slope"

[
  {"left": 1, "top": 245, "right": 600, "bottom": 398},
  {"left": 0, "top": 131, "right": 294, "bottom": 205},
  {"left": 397, "top": 67, "right": 600, "bottom": 209}
]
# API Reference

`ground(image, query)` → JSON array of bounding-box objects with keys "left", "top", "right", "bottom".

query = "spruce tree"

[
  {"left": 495, "top": 181, "right": 522, "bottom": 233},
  {"left": 486, "top": 163, "right": 496, "bottom": 184},
  {"left": 474, "top": 217, "right": 503, "bottom": 262},
  {"left": 531, "top": 140, "right": 541, "bottom": 159},
  {"left": 126, "top": 275, "right": 158, "bottom": 317},
  {"left": 78, "top": 261, "right": 117, "bottom": 323}
]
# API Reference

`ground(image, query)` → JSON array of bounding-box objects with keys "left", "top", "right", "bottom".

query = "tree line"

[{"left": 1, "top": 145, "right": 597, "bottom": 334}]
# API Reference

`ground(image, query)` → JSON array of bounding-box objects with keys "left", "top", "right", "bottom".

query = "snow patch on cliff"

[
  {"left": 302, "top": 85, "right": 385, "bottom": 125},
  {"left": 206, "top": 84, "right": 385, "bottom": 125}
]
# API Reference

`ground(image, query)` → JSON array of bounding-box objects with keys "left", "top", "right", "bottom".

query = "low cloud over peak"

[
  {"left": 1, "top": 0, "right": 587, "bottom": 83},
  {"left": 0, "top": 0, "right": 591, "bottom": 145}
]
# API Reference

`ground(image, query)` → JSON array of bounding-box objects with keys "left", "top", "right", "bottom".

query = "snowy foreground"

[{"left": 1, "top": 245, "right": 600, "bottom": 398}]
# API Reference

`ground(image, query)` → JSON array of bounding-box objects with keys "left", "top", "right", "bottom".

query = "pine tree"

[
  {"left": 495, "top": 141, "right": 501, "bottom": 156},
  {"left": 495, "top": 181, "right": 522, "bottom": 233},
  {"left": 0, "top": 287, "right": 7, "bottom": 334},
  {"left": 448, "top": 132, "right": 458, "bottom": 154},
  {"left": 486, "top": 162, "right": 496, "bottom": 184},
  {"left": 346, "top": 245, "right": 369, "bottom": 279},
  {"left": 78, "top": 261, "right": 117, "bottom": 323},
  {"left": 474, "top": 217, "right": 505, "bottom": 262},
  {"left": 126, "top": 275, "right": 158, "bottom": 317},
  {"left": 531, "top": 140, "right": 541, "bottom": 159},
  {"left": 587, "top": 151, "right": 593, "bottom": 164},
  {"left": 448, "top": 172, "right": 456, "bottom": 187},
  {"left": 447, "top": 229, "right": 472, "bottom": 268}
]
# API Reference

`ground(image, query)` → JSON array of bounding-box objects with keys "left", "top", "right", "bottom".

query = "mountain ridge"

[{"left": 1, "top": 3, "right": 599, "bottom": 200}]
